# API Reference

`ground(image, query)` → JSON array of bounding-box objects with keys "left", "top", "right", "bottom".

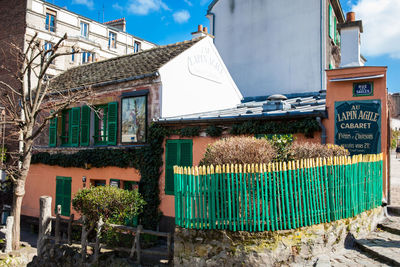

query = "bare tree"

[{"left": 0, "top": 33, "right": 93, "bottom": 249}]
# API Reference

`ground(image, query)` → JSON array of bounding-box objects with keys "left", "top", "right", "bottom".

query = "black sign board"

[
  {"left": 335, "top": 100, "right": 381, "bottom": 155},
  {"left": 353, "top": 82, "right": 373, "bottom": 97}
]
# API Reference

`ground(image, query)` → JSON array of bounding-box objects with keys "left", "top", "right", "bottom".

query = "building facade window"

[
  {"left": 49, "top": 103, "right": 117, "bottom": 147},
  {"left": 44, "top": 42, "right": 53, "bottom": 60},
  {"left": 108, "top": 31, "right": 117, "bottom": 48},
  {"left": 165, "top": 139, "right": 192, "bottom": 195},
  {"left": 71, "top": 48, "right": 75, "bottom": 62},
  {"left": 134, "top": 41, "right": 141, "bottom": 53},
  {"left": 81, "top": 51, "right": 95, "bottom": 64},
  {"left": 329, "top": 5, "right": 335, "bottom": 41},
  {"left": 121, "top": 95, "right": 147, "bottom": 143},
  {"left": 80, "top": 21, "right": 89, "bottom": 38},
  {"left": 45, "top": 11, "right": 56, "bottom": 32},
  {"left": 55, "top": 176, "right": 71, "bottom": 216}
]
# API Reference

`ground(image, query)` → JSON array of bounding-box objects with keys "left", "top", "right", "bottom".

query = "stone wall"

[{"left": 174, "top": 207, "right": 382, "bottom": 266}]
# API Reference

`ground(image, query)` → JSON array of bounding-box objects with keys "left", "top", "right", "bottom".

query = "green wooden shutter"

[
  {"left": 107, "top": 102, "right": 118, "bottom": 145},
  {"left": 329, "top": 5, "right": 334, "bottom": 39},
  {"left": 49, "top": 116, "right": 57, "bottom": 147},
  {"left": 165, "top": 141, "right": 179, "bottom": 195},
  {"left": 334, "top": 16, "right": 337, "bottom": 45},
  {"left": 70, "top": 107, "right": 80, "bottom": 146},
  {"left": 55, "top": 176, "right": 71, "bottom": 216},
  {"left": 80, "top": 105, "right": 91, "bottom": 146},
  {"left": 62, "top": 178, "right": 72, "bottom": 216},
  {"left": 180, "top": 140, "right": 193, "bottom": 167}
]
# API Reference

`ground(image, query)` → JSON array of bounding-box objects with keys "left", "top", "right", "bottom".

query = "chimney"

[
  {"left": 191, "top": 24, "right": 209, "bottom": 39},
  {"left": 104, "top": 18, "right": 126, "bottom": 32},
  {"left": 338, "top": 12, "right": 365, "bottom": 67}
]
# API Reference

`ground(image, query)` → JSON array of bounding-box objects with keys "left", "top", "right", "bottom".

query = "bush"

[
  {"left": 391, "top": 129, "right": 400, "bottom": 149},
  {"left": 199, "top": 136, "right": 277, "bottom": 165},
  {"left": 264, "top": 134, "right": 294, "bottom": 162},
  {"left": 288, "top": 143, "right": 349, "bottom": 160},
  {"left": 72, "top": 186, "right": 146, "bottom": 225}
]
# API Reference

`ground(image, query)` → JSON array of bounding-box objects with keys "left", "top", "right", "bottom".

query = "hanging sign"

[
  {"left": 353, "top": 82, "right": 373, "bottom": 97},
  {"left": 335, "top": 100, "right": 381, "bottom": 155}
]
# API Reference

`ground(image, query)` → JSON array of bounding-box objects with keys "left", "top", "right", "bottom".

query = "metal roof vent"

[
  {"left": 263, "top": 94, "right": 290, "bottom": 112},
  {"left": 267, "top": 94, "right": 287, "bottom": 101}
]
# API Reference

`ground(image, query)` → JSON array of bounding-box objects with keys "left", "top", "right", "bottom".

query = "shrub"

[
  {"left": 72, "top": 186, "right": 146, "bottom": 225},
  {"left": 264, "top": 134, "right": 294, "bottom": 162},
  {"left": 391, "top": 129, "right": 400, "bottom": 149},
  {"left": 199, "top": 136, "right": 277, "bottom": 165},
  {"left": 288, "top": 143, "right": 349, "bottom": 160}
]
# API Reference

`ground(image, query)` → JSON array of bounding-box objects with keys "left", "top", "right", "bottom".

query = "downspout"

[
  {"left": 320, "top": 0, "right": 325, "bottom": 91},
  {"left": 207, "top": 12, "right": 216, "bottom": 43},
  {"left": 316, "top": 117, "right": 327, "bottom": 144}
]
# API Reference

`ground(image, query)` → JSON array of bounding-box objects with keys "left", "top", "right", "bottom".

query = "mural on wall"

[
  {"left": 335, "top": 100, "right": 381, "bottom": 155},
  {"left": 121, "top": 96, "right": 146, "bottom": 143}
]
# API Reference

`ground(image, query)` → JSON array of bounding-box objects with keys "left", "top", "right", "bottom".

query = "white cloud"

[
  {"left": 113, "top": 3, "right": 124, "bottom": 12},
  {"left": 173, "top": 10, "right": 190, "bottom": 24},
  {"left": 127, "top": 0, "right": 170, "bottom": 15},
  {"left": 352, "top": 0, "right": 400, "bottom": 58},
  {"left": 184, "top": 0, "right": 193, "bottom": 6},
  {"left": 72, "top": 0, "right": 94, "bottom": 9}
]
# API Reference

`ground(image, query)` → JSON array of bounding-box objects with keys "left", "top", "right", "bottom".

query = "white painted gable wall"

[{"left": 159, "top": 37, "right": 243, "bottom": 118}]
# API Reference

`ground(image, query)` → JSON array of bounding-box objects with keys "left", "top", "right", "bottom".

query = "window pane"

[{"left": 121, "top": 96, "right": 147, "bottom": 143}]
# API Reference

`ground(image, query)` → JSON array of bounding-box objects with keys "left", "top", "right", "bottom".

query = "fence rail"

[{"left": 174, "top": 154, "right": 383, "bottom": 232}]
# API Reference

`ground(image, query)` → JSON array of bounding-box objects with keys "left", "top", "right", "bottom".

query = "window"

[
  {"left": 49, "top": 103, "right": 117, "bottom": 147},
  {"left": 45, "top": 11, "right": 56, "bottom": 32},
  {"left": 80, "top": 21, "right": 89, "bottom": 38},
  {"left": 94, "top": 102, "right": 118, "bottom": 145},
  {"left": 165, "top": 139, "right": 192, "bottom": 195},
  {"left": 55, "top": 176, "right": 71, "bottom": 216},
  {"left": 91, "top": 179, "right": 106, "bottom": 187},
  {"left": 121, "top": 96, "right": 147, "bottom": 143},
  {"left": 71, "top": 48, "right": 75, "bottom": 62},
  {"left": 134, "top": 41, "right": 141, "bottom": 53},
  {"left": 108, "top": 31, "right": 117, "bottom": 48},
  {"left": 81, "top": 51, "right": 95, "bottom": 64},
  {"left": 60, "top": 107, "right": 80, "bottom": 147},
  {"left": 44, "top": 42, "right": 53, "bottom": 60}
]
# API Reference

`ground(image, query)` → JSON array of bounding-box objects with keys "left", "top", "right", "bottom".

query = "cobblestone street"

[{"left": 390, "top": 150, "right": 400, "bottom": 205}]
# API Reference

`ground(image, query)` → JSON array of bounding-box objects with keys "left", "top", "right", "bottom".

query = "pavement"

[{"left": 390, "top": 149, "right": 400, "bottom": 205}]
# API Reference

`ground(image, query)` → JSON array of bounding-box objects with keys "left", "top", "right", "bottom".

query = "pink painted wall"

[{"left": 22, "top": 164, "right": 140, "bottom": 218}]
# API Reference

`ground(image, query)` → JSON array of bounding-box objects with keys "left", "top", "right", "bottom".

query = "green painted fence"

[{"left": 174, "top": 153, "right": 383, "bottom": 232}]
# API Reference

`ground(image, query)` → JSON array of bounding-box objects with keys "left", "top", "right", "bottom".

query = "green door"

[
  {"left": 124, "top": 181, "right": 139, "bottom": 226},
  {"left": 55, "top": 176, "right": 72, "bottom": 216}
]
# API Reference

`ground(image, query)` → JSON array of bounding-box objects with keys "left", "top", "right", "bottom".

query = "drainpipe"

[
  {"left": 320, "top": 0, "right": 326, "bottom": 91},
  {"left": 316, "top": 117, "right": 327, "bottom": 144},
  {"left": 207, "top": 12, "right": 216, "bottom": 43}
]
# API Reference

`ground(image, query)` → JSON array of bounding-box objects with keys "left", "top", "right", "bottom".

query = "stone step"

[
  {"left": 355, "top": 230, "right": 400, "bottom": 266},
  {"left": 387, "top": 206, "right": 400, "bottom": 217},
  {"left": 378, "top": 216, "right": 400, "bottom": 236}
]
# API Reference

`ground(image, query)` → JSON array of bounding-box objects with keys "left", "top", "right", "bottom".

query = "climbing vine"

[{"left": 31, "top": 117, "right": 320, "bottom": 229}]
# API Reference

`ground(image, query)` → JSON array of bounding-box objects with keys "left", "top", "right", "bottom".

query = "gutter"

[
  {"left": 156, "top": 110, "right": 327, "bottom": 125},
  {"left": 48, "top": 71, "right": 159, "bottom": 96}
]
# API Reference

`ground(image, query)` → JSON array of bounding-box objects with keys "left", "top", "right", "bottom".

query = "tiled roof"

[
  {"left": 156, "top": 93, "right": 327, "bottom": 123},
  {"left": 49, "top": 38, "right": 201, "bottom": 92}
]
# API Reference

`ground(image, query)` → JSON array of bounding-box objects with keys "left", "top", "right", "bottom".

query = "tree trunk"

[{"left": 11, "top": 138, "right": 32, "bottom": 250}]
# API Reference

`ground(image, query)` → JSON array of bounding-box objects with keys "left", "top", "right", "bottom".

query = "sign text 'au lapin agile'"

[{"left": 335, "top": 100, "right": 381, "bottom": 155}]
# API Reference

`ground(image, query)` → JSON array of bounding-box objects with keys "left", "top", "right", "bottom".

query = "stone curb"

[
  {"left": 378, "top": 223, "right": 400, "bottom": 236},
  {"left": 387, "top": 206, "right": 400, "bottom": 217},
  {"left": 354, "top": 239, "right": 400, "bottom": 266}
]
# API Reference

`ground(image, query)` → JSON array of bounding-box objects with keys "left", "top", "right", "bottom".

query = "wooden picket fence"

[{"left": 174, "top": 153, "right": 383, "bottom": 232}]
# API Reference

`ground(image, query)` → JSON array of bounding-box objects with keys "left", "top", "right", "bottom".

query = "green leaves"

[{"left": 72, "top": 186, "right": 146, "bottom": 225}]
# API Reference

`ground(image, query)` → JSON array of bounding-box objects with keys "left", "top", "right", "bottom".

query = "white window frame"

[
  {"left": 108, "top": 31, "right": 117, "bottom": 49},
  {"left": 80, "top": 21, "right": 89, "bottom": 38}
]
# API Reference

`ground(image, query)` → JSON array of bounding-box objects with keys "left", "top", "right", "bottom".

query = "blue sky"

[{"left": 50, "top": 0, "right": 398, "bottom": 92}]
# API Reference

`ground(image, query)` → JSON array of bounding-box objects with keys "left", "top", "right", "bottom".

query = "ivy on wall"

[{"left": 31, "top": 117, "right": 320, "bottom": 229}]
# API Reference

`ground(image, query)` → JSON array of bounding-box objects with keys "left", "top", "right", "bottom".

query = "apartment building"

[
  {"left": 25, "top": 0, "right": 156, "bottom": 78},
  {"left": 207, "top": 0, "right": 358, "bottom": 97}
]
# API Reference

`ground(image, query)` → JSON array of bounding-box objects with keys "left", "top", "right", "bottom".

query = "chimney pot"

[
  {"left": 198, "top": 24, "right": 203, "bottom": 32},
  {"left": 346, "top": 12, "right": 356, "bottom": 22},
  {"left": 204, "top": 27, "right": 208, "bottom": 33}
]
